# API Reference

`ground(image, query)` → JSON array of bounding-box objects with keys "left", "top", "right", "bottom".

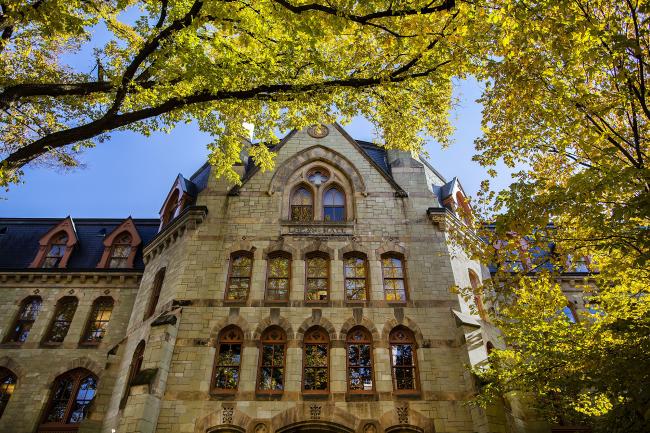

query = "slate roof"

[
  {"left": 0, "top": 218, "right": 160, "bottom": 271},
  {"left": 354, "top": 140, "right": 392, "bottom": 176}
]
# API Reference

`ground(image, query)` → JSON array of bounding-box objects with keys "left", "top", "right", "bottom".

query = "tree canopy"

[{"left": 0, "top": 0, "right": 466, "bottom": 185}]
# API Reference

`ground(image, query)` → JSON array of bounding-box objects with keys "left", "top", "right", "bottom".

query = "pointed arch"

[
  {"left": 340, "top": 316, "right": 380, "bottom": 342},
  {"left": 97, "top": 218, "right": 142, "bottom": 268},
  {"left": 296, "top": 315, "right": 337, "bottom": 341},
  {"left": 253, "top": 315, "right": 294, "bottom": 340},
  {"left": 381, "top": 317, "right": 425, "bottom": 347}
]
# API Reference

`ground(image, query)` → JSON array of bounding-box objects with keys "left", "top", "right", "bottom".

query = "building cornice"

[
  {"left": 143, "top": 206, "right": 208, "bottom": 261},
  {"left": 0, "top": 270, "right": 142, "bottom": 286}
]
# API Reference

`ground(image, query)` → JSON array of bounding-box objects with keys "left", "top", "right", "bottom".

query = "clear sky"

[{"left": 1, "top": 76, "right": 515, "bottom": 219}]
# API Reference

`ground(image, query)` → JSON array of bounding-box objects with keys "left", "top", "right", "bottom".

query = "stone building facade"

[{"left": 0, "top": 124, "right": 556, "bottom": 433}]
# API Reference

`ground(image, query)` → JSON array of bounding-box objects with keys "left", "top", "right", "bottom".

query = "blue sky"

[{"left": 1, "top": 77, "right": 512, "bottom": 218}]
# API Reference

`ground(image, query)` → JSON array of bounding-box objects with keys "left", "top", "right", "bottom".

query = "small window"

[
  {"left": 120, "top": 340, "right": 145, "bottom": 408},
  {"left": 266, "top": 253, "right": 291, "bottom": 302},
  {"left": 225, "top": 252, "right": 253, "bottom": 301},
  {"left": 469, "top": 270, "right": 487, "bottom": 320},
  {"left": 381, "top": 254, "right": 407, "bottom": 302},
  {"left": 212, "top": 326, "right": 243, "bottom": 392},
  {"left": 44, "top": 297, "right": 78, "bottom": 343},
  {"left": 303, "top": 327, "right": 329, "bottom": 393},
  {"left": 291, "top": 186, "right": 313, "bottom": 221},
  {"left": 42, "top": 233, "right": 67, "bottom": 268},
  {"left": 81, "top": 297, "right": 114, "bottom": 344},
  {"left": 162, "top": 189, "right": 180, "bottom": 227},
  {"left": 0, "top": 368, "right": 16, "bottom": 418},
  {"left": 305, "top": 253, "right": 329, "bottom": 302},
  {"left": 323, "top": 187, "right": 345, "bottom": 221},
  {"left": 41, "top": 369, "right": 97, "bottom": 427},
  {"left": 389, "top": 327, "right": 419, "bottom": 392},
  {"left": 145, "top": 268, "right": 165, "bottom": 320},
  {"left": 108, "top": 233, "right": 132, "bottom": 269},
  {"left": 343, "top": 253, "right": 368, "bottom": 301},
  {"left": 5, "top": 296, "right": 42, "bottom": 343},
  {"left": 346, "top": 326, "right": 374, "bottom": 393},
  {"left": 257, "top": 326, "right": 286, "bottom": 394}
]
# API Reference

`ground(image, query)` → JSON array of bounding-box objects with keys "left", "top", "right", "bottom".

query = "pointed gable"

[
  {"left": 96, "top": 217, "right": 143, "bottom": 269},
  {"left": 29, "top": 216, "right": 78, "bottom": 268}
]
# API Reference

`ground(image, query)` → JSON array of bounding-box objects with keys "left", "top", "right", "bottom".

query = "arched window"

[
  {"left": 305, "top": 252, "right": 329, "bottom": 302},
  {"left": 0, "top": 368, "right": 16, "bottom": 418},
  {"left": 42, "top": 233, "right": 68, "bottom": 268},
  {"left": 257, "top": 326, "right": 286, "bottom": 394},
  {"left": 290, "top": 186, "right": 313, "bottom": 221},
  {"left": 108, "top": 233, "right": 132, "bottom": 268},
  {"left": 161, "top": 189, "right": 180, "bottom": 227},
  {"left": 343, "top": 253, "right": 368, "bottom": 301},
  {"left": 389, "top": 327, "right": 419, "bottom": 392},
  {"left": 469, "top": 270, "right": 487, "bottom": 320},
  {"left": 81, "top": 297, "right": 114, "bottom": 344},
  {"left": 323, "top": 187, "right": 345, "bottom": 221},
  {"left": 303, "top": 327, "right": 329, "bottom": 393},
  {"left": 41, "top": 368, "right": 97, "bottom": 427},
  {"left": 44, "top": 297, "right": 78, "bottom": 344},
  {"left": 225, "top": 252, "right": 253, "bottom": 301},
  {"left": 265, "top": 252, "right": 291, "bottom": 302},
  {"left": 381, "top": 254, "right": 407, "bottom": 302},
  {"left": 145, "top": 268, "right": 165, "bottom": 320},
  {"left": 5, "top": 296, "right": 42, "bottom": 343},
  {"left": 120, "top": 340, "right": 145, "bottom": 408},
  {"left": 212, "top": 326, "right": 243, "bottom": 393},
  {"left": 346, "top": 326, "right": 374, "bottom": 393}
]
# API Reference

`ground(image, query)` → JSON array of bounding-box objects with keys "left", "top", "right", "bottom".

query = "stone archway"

[{"left": 277, "top": 421, "right": 355, "bottom": 433}]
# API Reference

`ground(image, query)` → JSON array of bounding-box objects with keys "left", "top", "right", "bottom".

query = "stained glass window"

[
  {"left": 346, "top": 327, "right": 373, "bottom": 392},
  {"left": 45, "top": 297, "right": 78, "bottom": 343},
  {"left": 42, "top": 233, "right": 67, "bottom": 268},
  {"left": 81, "top": 297, "right": 113, "bottom": 344},
  {"left": 303, "top": 327, "right": 329, "bottom": 392},
  {"left": 266, "top": 253, "right": 290, "bottom": 301},
  {"left": 323, "top": 187, "right": 345, "bottom": 221},
  {"left": 257, "top": 327, "right": 286, "bottom": 393},
  {"left": 108, "top": 233, "right": 132, "bottom": 269},
  {"left": 306, "top": 253, "right": 329, "bottom": 301},
  {"left": 381, "top": 254, "right": 407, "bottom": 302},
  {"left": 344, "top": 254, "right": 367, "bottom": 301},
  {"left": 291, "top": 187, "right": 313, "bottom": 221},
  {"left": 0, "top": 368, "right": 16, "bottom": 418},
  {"left": 213, "top": 326, "right": 243, "bottom": 392},
  {"left": 225, "top": 253, "right": 253, "bottom": 301},
  {"left": 42, "top": 369, "right": 97, "bottom": 426},
  {"left": 6, "top": 296, "right": 42, "bottom": 343},
  {"left": 390, "top": 327, "right": 418, "bottom": 392}
]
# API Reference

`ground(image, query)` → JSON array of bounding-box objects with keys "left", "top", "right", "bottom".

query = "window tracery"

[
  {"left": 323, "top": 187, "right": 345, "bottom": 221},
  {"left": 290, "top": 186, "right": 314, "bottom": 222},
  {"left": 41, "top": 368, "right": 97, "bottom": 428},
  {"left": 303, "top": 327, "right": 329, "bottom": 393}
]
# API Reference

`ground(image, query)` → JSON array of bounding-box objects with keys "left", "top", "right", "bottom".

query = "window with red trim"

[
  {"left": 41, "top": 368, "right": 97, "bottom": 429},
  {"left": 42, "top": 233, "right": 67, "bottom": 268},
  {"left": 108, "top": 233, "right": 132, "bottom": 268},
  {"left": 5, "top": 296, "right": 42, "bottom": 343}
]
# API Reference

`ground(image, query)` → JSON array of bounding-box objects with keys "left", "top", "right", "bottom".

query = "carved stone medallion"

[{"left": 307, "top": 124, "right": 329, "bottom": 138}]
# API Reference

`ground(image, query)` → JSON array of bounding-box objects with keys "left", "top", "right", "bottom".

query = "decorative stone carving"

[
  {"left": 310, "top": 404, "right": 321, "bottom": 420},
  {"left": 222, "top": 407, "right": 234, "bottom": 424},
  {"left": 363, "top": 424, "right": 377, "bottom": 433},
  {"left": 254, "top": 423, "right": 267, "bottom": 433},
  {"left": 307, "top": 124, "right": 329, "bottom": 138},
  {"left": 396, "top": 407, "right": 409, "bottom": 424}
]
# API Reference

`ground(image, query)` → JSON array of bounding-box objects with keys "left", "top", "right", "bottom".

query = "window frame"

[
  {"left": 322, "top": 186, "right": 346, "bottom": 222},
  {"left": 345, "top": 326, "right": 375, "bottom": 394},
  {"left": 304, "top": 252, "right": 330, "bottom": 303},
  {"left": 40, "top": 368, "right": 98, "bottom": 428},
  {"left": 144, "top": 268, "right": 165, "bottom": 320},
  {"left": 468, "top": 270, "right": 487, "bottom": 320},
  {"left": 107, "top": 233, "right": 133, "bottom": 269},
  {"left": 302, "top": 326, "right": 330, "bottom": 394},
  {"left": 43, "top": 296, "right": 78, "bottom": 345},
  {"left": 42, "top": 233, "right": 68, "bottom": 268},
  {"left": 389, "top": 326, "right": 420, "bottom": 394},
  {"left": 290, "top": 184, "right": 315, "bottom": 222},
  {"left": 120, "top": 340, "right": 146, "bottom": 408},
  {"left": 211, "top": 326, "right": 244, "bottom": 394},
  {"left": 256, "top": 326, "right": 287, "bottom": 395},
  {"left": 264, "top": 252, "right": 292, "bottom": 303},
  {"left": 4, "top": 296, "right": 42, "bottom": 344},
  {"left": 224, "top": 251, "right": 253, "bottom": 303},
  {"left": 80, "top": 297, "right": 114, "bottom": 345},
  {"left": 381, "top": 253, "right": 408, "bottom": 303},
  {"left": 0, "top": 368, "right": 16, "bottom": 419},
  {"left": 343, "top": 252, "right": 369, "bottom": 303}
]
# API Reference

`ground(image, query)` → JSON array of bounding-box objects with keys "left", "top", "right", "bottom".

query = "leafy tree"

[
  {"left": 462, "top": 1, "right": 650, "bottom": 431},
  {"left": 0, "top": 0, "right": 466, "bottom": 186}
]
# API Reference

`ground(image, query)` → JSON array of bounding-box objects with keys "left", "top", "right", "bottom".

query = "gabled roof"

[{"left": 0, "top": 218, "right": 159, "bottom": 270}]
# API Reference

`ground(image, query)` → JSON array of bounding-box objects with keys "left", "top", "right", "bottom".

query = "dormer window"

[
  {"left": 42, "top": 233, "right": 67, "bottom": 268},
  {"left": 162, "top": 189, "right": 180, "bottom": 227},
  {"left": 108, "top": 233, "right": 132, "bottom": 268}
]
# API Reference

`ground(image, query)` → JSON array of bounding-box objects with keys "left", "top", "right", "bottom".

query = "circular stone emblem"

[
  {"left": 307, "top": 124, "right": 329, "bottom": 138},
  {"left": 254, "top": 424, "right": 268, "bottom": 433}
]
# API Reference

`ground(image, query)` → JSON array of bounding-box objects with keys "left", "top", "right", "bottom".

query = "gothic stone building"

[{"left": 0, "top": 124, "right": 552, "bottom": 433}]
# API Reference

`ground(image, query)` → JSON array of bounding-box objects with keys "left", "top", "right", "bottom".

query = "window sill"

[
  {"left": 0, "top": 341, "right": 23, "bottom": 347},
  {"left": 78, "top": 341, "right": 101, "bottom": 348},
  {"left": 302, "top": 392, "right": 329, "bottom": 400},
  {"left": 223, "top": 299, "right": 248, "bottom": 305},
  {"left": 210, "top": 389, "right": 238, "bottom": 399},
  {"left": 263, "top": 300, "right": 290, "bottom": 306},
  {"left": 255, "top": 391, "right": 283, "bottom": 400},
  {"left": 345, "top": 392, "right": 378, "bottom": 402},
  {"left": 40, "top": 341, "right": 63, "bottom": 348},
  {"left": 393, "top": 390, "right": 422, "bottom": 399}
]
